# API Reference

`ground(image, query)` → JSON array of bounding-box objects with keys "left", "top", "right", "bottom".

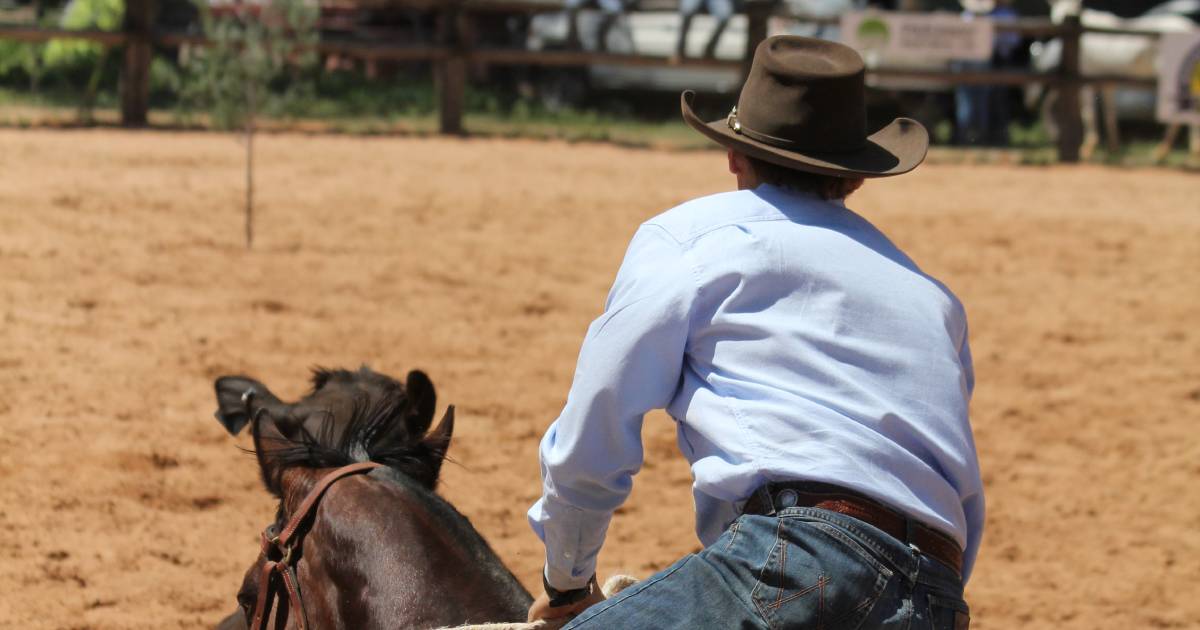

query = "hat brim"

[{"left": 681, "top": 91, "right": 928, "bottom": 178}]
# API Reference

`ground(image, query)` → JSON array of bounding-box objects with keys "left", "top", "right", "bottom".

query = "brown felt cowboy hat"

[{"left": 681, "top": 36, "right": 928, "bottom": 178}]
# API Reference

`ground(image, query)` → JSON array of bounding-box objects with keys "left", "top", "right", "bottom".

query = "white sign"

[
  {"left": 1157, "top": 32, "right": 1200, "bottom": 125},
  {"left": 840, "top": 11, "right": 995, "bottom": 63}
]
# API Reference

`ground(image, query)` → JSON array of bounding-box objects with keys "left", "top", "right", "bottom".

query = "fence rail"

[
  {"left": 0, "top": 8, "right": 1180, "bottom": 162},
  {"left": 0, "top": 24, "right": 128, "bottom": 45}
]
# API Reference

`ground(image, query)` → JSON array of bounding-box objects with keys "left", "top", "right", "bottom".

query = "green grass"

[
  {"left": 0, "top": 76, "right": 713, "bottom": 150},
  {"left": 0, "top": 79, "right": 1195, "bottom": 166}
]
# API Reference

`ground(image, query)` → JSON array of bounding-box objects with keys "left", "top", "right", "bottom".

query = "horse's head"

[
  {"left": 215, "top": 366, "right": 453, "bottom": 491},
  {"left": 213, "top": 366, "right": 456, "bottom": 628}
]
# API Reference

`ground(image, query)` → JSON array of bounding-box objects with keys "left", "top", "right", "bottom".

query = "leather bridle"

[{"left": 250, "top": 461, "right": 384, "bottom": 630}]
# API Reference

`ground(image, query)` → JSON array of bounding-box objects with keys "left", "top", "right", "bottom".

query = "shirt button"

[{"left": 563, "top": 552, "right": 573, "bottom": 559}]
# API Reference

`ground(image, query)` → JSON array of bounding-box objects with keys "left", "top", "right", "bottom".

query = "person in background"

[
  {"left": 527, "top": 35, "right": 984, "bottom": 629},
  {"left": 956, "top": 0, "right": 1022, "bottom": 145},
  {"left": 674, "top": 0, "right": 738, "bottom": 61},
  {"left": 564, "top": 0, "right": 638, "bottom": 52}
]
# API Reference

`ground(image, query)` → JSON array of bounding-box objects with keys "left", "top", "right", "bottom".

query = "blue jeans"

[{"left": 563, "top": 507, "right": 969, "bottom": 629}]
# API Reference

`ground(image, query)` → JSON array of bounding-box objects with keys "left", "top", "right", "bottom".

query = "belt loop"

[
  {"left": 903, "top": 517, "right": 922, "bottom": 584},
  {"left": 904, "top": 518, "right": 921, "bottom": 555},
  {"left": 757, "top": 484, "right": 777, "bottom": 517}
]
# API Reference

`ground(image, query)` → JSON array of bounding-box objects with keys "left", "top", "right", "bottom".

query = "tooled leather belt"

[{"left": 741, "top": 481, "right": 964, "bottom": 576}]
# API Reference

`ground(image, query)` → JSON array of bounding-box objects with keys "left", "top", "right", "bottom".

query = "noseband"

[{"left": 251, "top": 461, "right": 383, "bottom": 630}]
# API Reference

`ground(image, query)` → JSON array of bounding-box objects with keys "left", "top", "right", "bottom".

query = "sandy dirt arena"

[{"left": 0, "top": 128, "right": 1197, "bottom": 629}]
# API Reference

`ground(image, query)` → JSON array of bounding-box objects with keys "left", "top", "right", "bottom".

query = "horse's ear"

[
  {"left": 214, "top": 376, "right": 285, "bottom": 436},
  {"left": 404, "top": 370, "right": 437, "bottom": 438},
  {"left": 250, "top": 404, "right": 294, "bottom": 497},
  {"left": 419, "top": 406, "right": 454, "bottom": 488}
]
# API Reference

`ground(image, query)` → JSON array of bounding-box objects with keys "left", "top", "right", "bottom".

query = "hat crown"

[{"left": 734, "top": 36, "right": 868, "bottom": 153}]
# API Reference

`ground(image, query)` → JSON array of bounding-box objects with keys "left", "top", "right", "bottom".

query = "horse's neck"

[
  {"left": 312, "top": 472, "right": 532, "bottom": 625},
  {"left": 398, "top": 479, "right": 533, "bottom": 603}
]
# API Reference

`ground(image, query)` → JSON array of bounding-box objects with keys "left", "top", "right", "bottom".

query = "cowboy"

[{"left": 527, "top": 36, "right": 984, "bottom": 629}]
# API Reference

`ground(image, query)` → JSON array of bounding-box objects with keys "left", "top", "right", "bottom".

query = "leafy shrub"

[
  {"left": 43, "top": 0, "right": 125, "bottom": 69},
  {"left": 179, "top": 0, "right": 318, "bottom": 129},
  {"left": 0, "top": 0, "right": 123, "bottom": 91}
]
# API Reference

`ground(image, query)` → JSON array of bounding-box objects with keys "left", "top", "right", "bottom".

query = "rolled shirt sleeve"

[{"left": 528, "top": 224, "right": 697, "bottom": 590}]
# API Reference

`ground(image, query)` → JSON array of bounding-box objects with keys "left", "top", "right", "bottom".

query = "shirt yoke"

[{"left": 644, "top": 189, "right": 791, "bottom": 245}]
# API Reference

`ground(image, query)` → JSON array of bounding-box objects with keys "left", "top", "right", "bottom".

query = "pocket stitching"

[
  {"left": 723, "top": 518, "right": 742, "bottom": 552},
  {"left": 804, "top": 521, "right": 895, "bottom": 579},
  {"left": 749, "top": 519, "right": 785, "bottom": 629},
  {"left": 774, "top": 537, "right": 788, "bottom": 608},
  {"left": 777, "top": 508, "right": 901, "bottom": 569},
  {"left": 751, "top": 519, "right": 893, "bottom": 630},
  {"left": 770, "top": 574, "right": 828, "bottom": 609}
]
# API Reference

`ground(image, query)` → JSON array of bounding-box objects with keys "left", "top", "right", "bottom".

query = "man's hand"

[{"left": 527, "top": 575, "right": 606, "bottom": 623}]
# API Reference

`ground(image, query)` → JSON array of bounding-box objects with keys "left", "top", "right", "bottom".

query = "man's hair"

[{"left": 745, "top": 156, "right": 863, "bottom": 200}]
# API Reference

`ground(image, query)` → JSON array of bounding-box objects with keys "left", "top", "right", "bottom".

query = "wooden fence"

[{"left": 0, "top": 3, "right": 1174, "bottom": 162}]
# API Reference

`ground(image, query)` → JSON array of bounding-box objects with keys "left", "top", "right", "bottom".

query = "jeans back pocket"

[{"left": 750, "top": 518, "right": 892, "bottom": 630}]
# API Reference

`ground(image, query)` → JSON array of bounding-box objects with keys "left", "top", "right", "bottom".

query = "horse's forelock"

[{"left": 257, "top": 367, "right": 448, "bottom": 491}]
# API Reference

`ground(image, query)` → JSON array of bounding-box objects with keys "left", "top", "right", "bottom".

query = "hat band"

[{"left": 727, "top": 106, "right": 866, "bottom": 154}]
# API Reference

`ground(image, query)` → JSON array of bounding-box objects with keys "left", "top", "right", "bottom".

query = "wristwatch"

[{"left": 543, "top": 572, "right": 596, "bottom": 608}]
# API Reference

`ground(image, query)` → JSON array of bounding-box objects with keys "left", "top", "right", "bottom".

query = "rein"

[{"left": 251, "top": 461, "right": 384, "bottom": 630}]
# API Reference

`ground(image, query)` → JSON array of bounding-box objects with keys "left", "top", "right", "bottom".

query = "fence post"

[
  {"left": 120, "top": 0, "right": 157, "bottom": 127},
  {"left": 741, "top": 0, "right": 771, "bottom": 79},
  {"left": 1054, "top": 14, "right": 1083, "bottom": 163},
  {"left": 435, "top": 5, "right": 466, "bottom": 135}
]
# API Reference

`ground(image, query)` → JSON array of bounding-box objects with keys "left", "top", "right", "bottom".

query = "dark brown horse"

[{"left": 213, "top": 366, "right": 532, "bottom": 629}]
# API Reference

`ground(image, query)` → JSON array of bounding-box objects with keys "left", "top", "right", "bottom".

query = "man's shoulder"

[{"left": 643, "top": 189, "right": 785, "bottom": 245}]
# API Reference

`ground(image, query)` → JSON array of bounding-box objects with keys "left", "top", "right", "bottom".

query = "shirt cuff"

[
  {"left": 543, "top": 564, "right": 592, "bottom": 593},
  {"left": 529, "top": 496, "right": 605, "bottom": 591}
]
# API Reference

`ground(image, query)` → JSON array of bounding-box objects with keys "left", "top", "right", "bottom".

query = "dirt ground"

[{"left": 0, "top": 128, "right": 1197, "bottom": 629}]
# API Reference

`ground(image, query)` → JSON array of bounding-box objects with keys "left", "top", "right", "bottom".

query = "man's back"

[
  {"left": 527, "top": 36, "right": 981, "bottom": 629},
  {"left": 645, "top": 184, "right": 982, "bottom": 578}
]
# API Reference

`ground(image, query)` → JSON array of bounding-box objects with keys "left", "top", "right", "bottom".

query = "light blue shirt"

[{"left": 528, "top": 184, "right": 984, "bottom": 590}]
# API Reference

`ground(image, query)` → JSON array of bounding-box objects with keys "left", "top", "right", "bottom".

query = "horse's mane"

[
  {"left": 307, "top": 366, "right": 394, "bottom": 396},
  {"left": 251, "top": 368, "right": 447, "bottom": 497}
]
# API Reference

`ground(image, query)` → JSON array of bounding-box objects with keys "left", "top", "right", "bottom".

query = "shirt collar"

[{"left": 754, "top": 183, "right": 847, "bottom": 209}]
